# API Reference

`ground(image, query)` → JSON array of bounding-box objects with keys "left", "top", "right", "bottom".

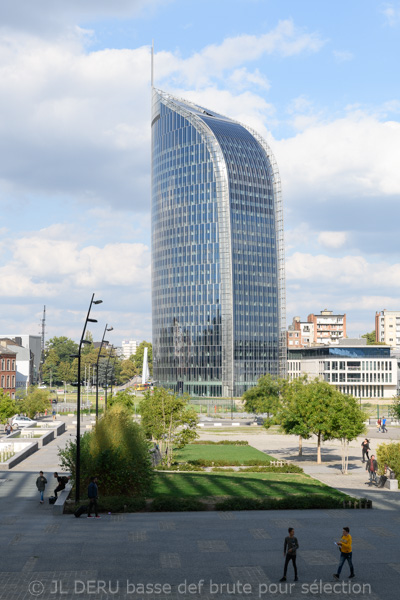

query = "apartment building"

[
  {"left": 287, "top": 317, "right": 314, "bottom": 348},
  {"left": 121, "top": 340, "right": 140, "bottom": 361},
  {"left": 288, "top": 339, "right": 397, "bottom": 400},
  {"left": 0, "top": 344, "right": 17, "bottom": 398},
  {"left": 307, "top": 309, "right": 346, "bottom": 345},
  {"left": 375, "top": 310, "right": 400, "bottom": 347}
]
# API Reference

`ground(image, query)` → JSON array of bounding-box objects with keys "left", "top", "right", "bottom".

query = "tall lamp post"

[
  {"left": 95, "top": 324, "right": 113, "bottom": 420},
  {"left": 104, "top": 345, "right": 114, "bottom": 411},
  {"left": 74, "top": 293, "right": 102, "bottom": 502}
]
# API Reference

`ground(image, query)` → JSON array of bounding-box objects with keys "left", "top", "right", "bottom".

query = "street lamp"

[
  {"left": 73, "top": 293, "right": 102, "bottom": 502},
  {"left": 104, "top": 345, "right": 114, "bottom": 411},
  {"left": 95, "top": 324, "right": 113, "bottom": 420}
]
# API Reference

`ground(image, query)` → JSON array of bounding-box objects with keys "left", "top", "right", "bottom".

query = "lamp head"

[{"left": 93, "top": 300, "right": 103, "bottom": 305}]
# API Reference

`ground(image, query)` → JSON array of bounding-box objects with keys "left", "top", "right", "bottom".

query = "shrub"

[
  {"left": 238, "top": 465, "right": 303, "bottom": 473},
  {"left": 212, "top": 467, "right": 235, "bottom": 472},
  {"left": 187, "top": 459, "right": 270, "bottom": 467},
  {"left": 215, "top": 494, "right": 358, "bottom": 511},
  {"left": 376, "top": 442, "right": 400, "bottom": 484},
  {"left": 58, "top": 405, "right": 154, "bottom": 497},
  {"left": 155, "top": 462, "right": 204, "bottom": 472},
  {"left": 65, "top": 496, "right": 146, "bottom": 514},
  {"left": 150, "top": 496, "right": 206, "bottom": 512},
  {"left": 191, "top": 440, "right": 248, "bottom": 446}
]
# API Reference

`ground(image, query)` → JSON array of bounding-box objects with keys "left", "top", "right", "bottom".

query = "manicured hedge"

[
  {"left": 215, "top": 495, "right": 360, "bottom": 511},
  {"left": 188, "top": 459, "right": 271, "bottom": 467},
  {"left": 149, "top": 496, "right": 207, "bottom": 512},
  {"left": 191, "top": 440, "right": 249, "bottom": 446}
]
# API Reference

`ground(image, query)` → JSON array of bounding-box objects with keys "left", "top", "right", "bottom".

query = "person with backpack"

[
  {"left": 36, "top": 471, "right": 47, "bottom": 504},
  {"left": 53, "top": 472, "right": 70, "bottom": 499}
]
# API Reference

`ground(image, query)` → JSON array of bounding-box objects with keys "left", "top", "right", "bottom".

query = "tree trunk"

[
  {"left": 317, "top": 432, "right": 321, "bottom": 464},
  {"left": 298, "top": 435, "right": 302, "bottom": 456}
]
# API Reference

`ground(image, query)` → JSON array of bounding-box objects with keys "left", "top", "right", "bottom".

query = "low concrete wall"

[
  {"left": 0, "top": 440, "right": 38, "bottom": 469},
  {"left": 35, "top": 421, "right": 66, "bottom": 436},
  {"left": 7, "top": 429, "right": 55, "bottom": 447}
]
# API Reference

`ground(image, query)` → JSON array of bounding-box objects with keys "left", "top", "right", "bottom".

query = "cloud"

[
  {"left": 0, "top": 227, "right": 151, "bottom": 297},
  {"left": 318, "top": 231, "right": 348, "bottom": 249},
  {"left": 382, "top": 3, "right": 400, "bottom": 26},
  {"left": 157, "top": 19, "right": 326, "bottom": 87},
  {"left": 333, "top": 50, "right": 354, "bottom": 62},
  {"left": 228, "top": 68, "right": 271, "bottom": 91}
]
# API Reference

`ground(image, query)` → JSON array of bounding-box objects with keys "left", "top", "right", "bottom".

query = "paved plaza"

[{"left": 1, "top": 416, "right": 399, "bottom": 600}]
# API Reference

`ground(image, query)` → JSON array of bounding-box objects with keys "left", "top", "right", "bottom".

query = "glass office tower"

[{"left": 151, "top": 89, "right": 286, "bottom": 397}]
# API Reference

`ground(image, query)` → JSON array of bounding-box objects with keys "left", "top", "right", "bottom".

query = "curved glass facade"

[{"left": 152, "top": 90, "right": 285, "bottom": 397}]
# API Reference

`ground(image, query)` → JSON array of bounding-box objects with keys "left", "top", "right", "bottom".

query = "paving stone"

[
  {"left": 159, "top": 520, "right": 176, "bottom": 530},
  {"left": 250, "top": 528, "right": 271, "bottom": 539},
  {"left": 301, "top": 550, "right": 338, "bottom": 565},
  {"left": 197, "top": 540, "right": 229, "bottom": 552},
  {"left": 218, "top": 512, "right": 236, "bottom": 520},
  {"left": 160, "top": 553, "right": 181, "bottom": 568}
]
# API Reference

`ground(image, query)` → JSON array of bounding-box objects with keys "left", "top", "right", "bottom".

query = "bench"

[
  {"left": 53, "top": 484, "right": 72, "bottom": 515},
  {"left": 384, "top": 478, "right": 398, "bottom": 490}
]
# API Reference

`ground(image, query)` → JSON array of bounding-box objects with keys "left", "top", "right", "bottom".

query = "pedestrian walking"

[
  {"left": 280, "top": 527, "right": 299, "bottom": 582},
  {"left": 36, "top": 471, "right": 47, "bottom": 503},
  {"left": 381, "top": 416, "right": 387, "bottom": 433},
  {"left": 87, "top": 476, "right": 101, "bottom": 519},
  {"left": 52, "top": 408, "right": 56, "bottom": 421},
  {"left": 5, "top": 423, "right": 11, "bottom": 435},
  {"left": 366, "top": 455, "right": 378, "bottom": 485},
  {"left": 333, "top": 527, "right": 355, "bottom": 580},
  {"left": 377, "top": 418, "right": 381, "bottom": 432},
  {"left": 361, "top": 439, "right": 370, "bottom": 463}
]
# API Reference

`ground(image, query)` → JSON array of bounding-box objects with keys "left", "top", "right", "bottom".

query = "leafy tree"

[
  {"left": 133, "top": 342, "right": 153, "bottom": 377},
  {"left": 277, "top": 377, "right": 312, "bottom": 456},
  {"left": 0, "top": 390, "right": 17, "bottom": 424},
  {"left": 18, "top": 387, "right": 51, "bottom": 419},
  {"left": 242, "top": 374, "right": 283, "bottom": 420},
  {"left": 278, "top": 377, "right": 362, "bottom": 464},
  {"left": 119, "top": 358, "right": 136, "bottom": 383},
  {"left": 57, "top": 361, "right": 75, "bottom": 386},
  {"left": 361, "top": 331, "right": 376, "bottom": 344},
  {"left": 81, "top": 330, "right": 94, "bottom": 355},
  {"left": 376, "top": 442, "right": 400, "bottom": 480},
  {"left": 58, "top": 404, "right": 153, "bottom": 497},
  {"left": 42, "top": 336, "right": 79, "bottom": 384},
  {"left": 108, "top": 390, "right": 134, "bottom": 411},
  {"left": 330, "top": 393, "right": 367, "bottom": 473},
  {"left": 390, "top": 397, "right": 400, "bottom": 421},
  {"left": 139, "top": 387, "right": 198, "bottom": 466}
]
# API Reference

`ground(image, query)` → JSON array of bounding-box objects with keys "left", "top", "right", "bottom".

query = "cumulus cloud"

[
  {"left": 318, "top": 231, "right": 348, "bottom": 249},
  {"left": 381, "top": 3, "right": 400, "bottom": 26}
]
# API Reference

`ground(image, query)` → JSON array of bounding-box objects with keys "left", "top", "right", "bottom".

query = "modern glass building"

[{"left": 151, "top": 89, "right": 286, "bottom": 397}]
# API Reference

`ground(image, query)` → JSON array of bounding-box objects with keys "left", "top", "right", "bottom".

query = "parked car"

[
  {"left": 11, "top": 415, "right": 38, "bottom": 429},
  {"left": 51, "top": 398, "right": 58, "bottom": 404}
]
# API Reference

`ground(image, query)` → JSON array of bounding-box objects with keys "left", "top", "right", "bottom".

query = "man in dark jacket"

[
  {"left": 366, "top": 455, "right": 378, "bottom": 485},
  {"left": 87, "top": 477, "right": 100, "bottom": 519},
  {"left": 280, "top": 527, "right": 299, "bottom": 582},
  {"left": 53, "top": 472, "right": 70, "bottom": 499},
  {"left": 361, "top": 439, "right": 370, "bottom": 463}
]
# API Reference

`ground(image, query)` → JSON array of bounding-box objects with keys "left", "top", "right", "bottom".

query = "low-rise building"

[
  {"left": 0, "top": 344, "right": 17, "bottom": 398},
  {"left": 121, "top": 340, "right": 140, "bottom": 360},
  {"left": 0, "top": 334, "right": 41, "bottom": 383},
  {"left": 287, "top": 317, "right": 314, "bottom": 348},
  {"left": 307, "top": 309, "right": 346, "bottom": 345},
  {"left": 288, "top": 339, "right": 397, "bottom": 400},
  {"left": 375, "top": 309, "right": 400, "bottom": 348}
]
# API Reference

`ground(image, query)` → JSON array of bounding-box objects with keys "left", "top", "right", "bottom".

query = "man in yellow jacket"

[{"left": 333, "top": 527, "right": 355, "bottom": 580}]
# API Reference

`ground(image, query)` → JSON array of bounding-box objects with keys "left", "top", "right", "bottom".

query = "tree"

[
  {"left": 57, "top": 361, "right": 75, "bottom": 386},
  {"left": 390, "top": 397, "right": 400, "bottom": 421},
  {"left": 58, "top": 404, "right": 153, "bottom": 497},
  {"left": 361, "top": 331, "right": 387, "bottom": 345},
  {"left": 108, "top": 390, "right": 134, "bottom": 412},
  {"left": 119, "top": 359, "right": 136, "bottom": 384},
  {"left": 330, "top": 393, "right": 367, "bottom": 473},
  {"left": 133, "top": 342, "right": 153, "bottom": 377},
  {"left": 0, "top": 390, "right": 17, "bottom": 424},
  {"left": 42, "top": 336, "right": 79, "bottom": 385},
  {"left": 139, "top": 387, "right": 198, "bottom": 467},
  {"left": 278, "top": 377, "right": 360, "bottom": 464},
  {"left": 18, "top": 387, "right": 51, "bottom": 418},
  {"left": 277, "top": 377, "right": 313, "bottom": 456},
  {"left": 242, "top": 374, "right": 283, "bottom": 420}
]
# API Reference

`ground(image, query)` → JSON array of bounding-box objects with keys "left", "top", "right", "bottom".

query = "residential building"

[
  {"left": 0, "top": 338, "right": 33, "bottom": 392},
  {"left": 0, "top": 344, "right": 17, "bottom": 398},
  {"left": 307, "top": 309, "right": 346, "bottom": 345},
  {"left": 121, "top": 340, "right": 140, "bottom": 360},
  {"left": 151, "top": 89, "right": 286, "bottom": 397},
  {"left": 375, "top": 309, "right": 400, "bottom": 347},
  {"left": 0, "top": 334, "right": 41, "bottom": 383},
  {"left": 288, "top": 339, "right": 397, "bottom": 399},
  {"left": 287, "top": 316, "right": 314, "bottom": 348}
]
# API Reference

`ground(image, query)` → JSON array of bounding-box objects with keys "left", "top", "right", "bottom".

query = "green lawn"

[
  {"left": 152, "top": 471, "right": 345, "bottom": 500},
  {"left": 174, "top": 444, "right": 274, "bottom": 463}
]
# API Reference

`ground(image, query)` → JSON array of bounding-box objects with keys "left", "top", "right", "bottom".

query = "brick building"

[{"left": 0, "top": 343, "right": 17, "bottom": 398}]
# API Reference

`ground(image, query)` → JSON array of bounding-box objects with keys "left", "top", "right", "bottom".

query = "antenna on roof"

[{"left": 151, "top": 40, "right": 154, "bottom": 88}]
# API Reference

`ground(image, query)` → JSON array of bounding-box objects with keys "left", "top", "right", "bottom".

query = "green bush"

[
  {"left": 212, "top": 467, "right": 235, "bottom": 472},
  {"left": 187, "top": 458, "right": 270, "bottom": 467},
  {"left": 191, "top": 440, "right": 248, "bottom": 446},
  {"left": 150, "top": 496, "right": 206, "bottom": 512},
  {"left": 238, "top": 465, "right": 303, "bottom": 473},
  {"left": 376, "top": 442, "right": 400, "bottom": 485},
  {"left": 155, "top": 462, "right": 204, "bottom": 472},
  {"left": 215, "top": 494, "right": 359, "bottom": 511},
  {"left": 58, "top": 405, "right": 154, "bottom": 497}
]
